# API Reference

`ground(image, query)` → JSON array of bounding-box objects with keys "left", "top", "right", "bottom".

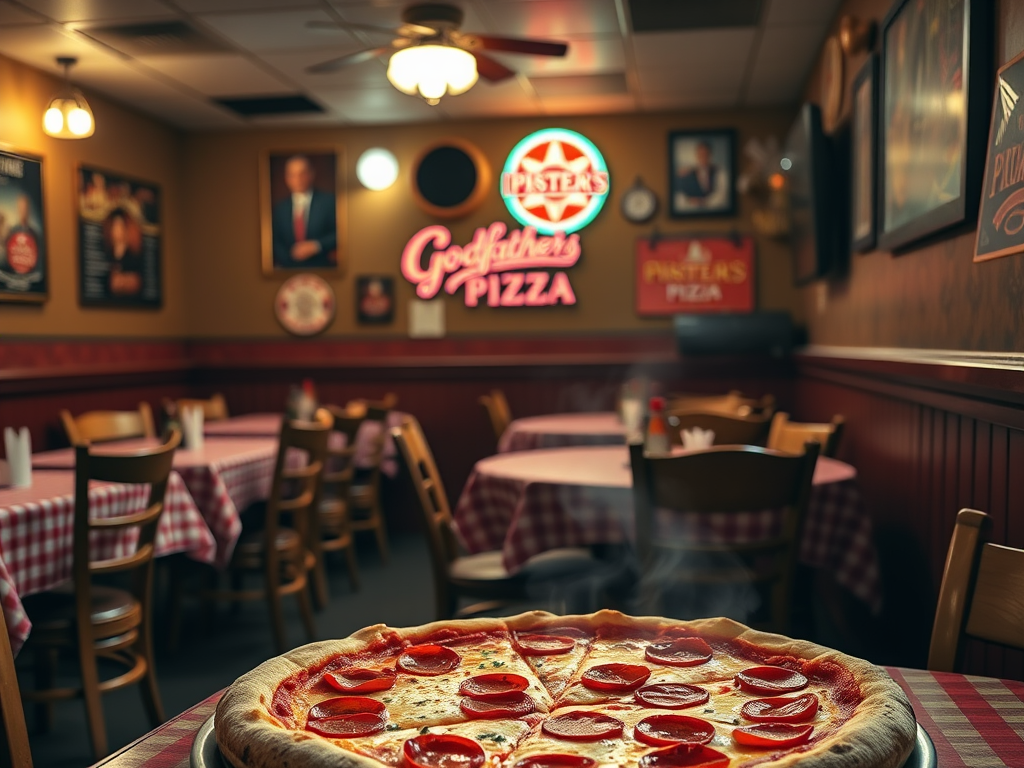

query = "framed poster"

[
  {"left": 851, "top": 55, "right": 878, "bottom": 253},
  {"left": 261, "top": 149, "right": 344, "bottom": 275},
  {"left": 975, "top": 49, "right": 1024, "bottom": 262},
  {"left": 0, "top": 147, "right": 46, "bottom": 303},
  {"left": 669, "top": 129, "right": 736, "bottom": 218},
  {"left": 877, "top": 0, "right": 990, "bottom": 251},
  {"left": 635, "top": 235, "right": 754, "bottom": 316},
  {"left": 78, "top": 166, "right": 161, "bottom": 307},
  {"left": 356, "top": 275, "right": 394, "bottom": 324}
]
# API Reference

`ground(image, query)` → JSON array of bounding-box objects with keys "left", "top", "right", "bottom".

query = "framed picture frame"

[
  {"left": 77, "top": 165, "right": 162, "bottom": 308},
  {"left": 356, "top": 275, "right": 395, "bottom": 324},
  {"left": 0, "top": 146, "right": 47, "bottom": 303},
  {"left": 668, "top": 129, "right": 736, "bottom": 218},
  {"left": 877, "top": 0, "right": 991, "bottom": 252},
  {"left": 260, "top": 148, "right": 345, "bottom": 275},
  {"left": 851, "top": 55, "right": 878, "bottom": 253},
  {"left": 974, "top": 48, "right": 1024, "bottom": 262}
]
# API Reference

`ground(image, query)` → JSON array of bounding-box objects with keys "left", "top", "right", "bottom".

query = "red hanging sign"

[{"left": 635, "top": 236, "right": 755, "bottom": 316}]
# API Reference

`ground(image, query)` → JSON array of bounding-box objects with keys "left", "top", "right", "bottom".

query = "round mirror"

[{"left": 411, "top": 138, "right": 491, "bottom": 219}]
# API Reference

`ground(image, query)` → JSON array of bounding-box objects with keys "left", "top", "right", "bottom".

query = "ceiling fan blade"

[
  {"left": 472, "top": 51, "right": 516, "bottom": 82},
  {"left": 306, "top": 47, "right": 394, "bottom": 74},
  {"left": 464, "top": 35, "right": 568, "bottom": 57}
]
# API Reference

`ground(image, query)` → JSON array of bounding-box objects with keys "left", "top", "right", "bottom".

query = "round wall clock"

[
  {"left": 411, "top": 138, "right": 491, "bottom": 219},
  {"left": 621, "top": 177, "right": 658, "bottom": 223},
  {"left": 275, "top": 274, "right": 335, "bottom": 336},
  {"left": 820, "top": 35, "right": 844, "bottom": 133}
]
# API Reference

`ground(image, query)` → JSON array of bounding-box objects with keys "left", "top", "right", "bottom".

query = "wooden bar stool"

[{"left": 60, "top": 403, "right": 156, "bottom": 445}]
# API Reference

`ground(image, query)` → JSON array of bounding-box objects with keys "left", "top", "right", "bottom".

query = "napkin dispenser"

[
  {"left": 180, "top": 406, "right": 205, "bottom": 451},
  {"left": 3, "top": 427, "right": 32, "bottom": 488},
  {"left": 680, "top": 427, "right": 715, "bottom": 450}
]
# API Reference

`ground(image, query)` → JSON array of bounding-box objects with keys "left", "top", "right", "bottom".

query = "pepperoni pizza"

[{"left": 214, "top": 611, "right": 917, "bottom": 768}]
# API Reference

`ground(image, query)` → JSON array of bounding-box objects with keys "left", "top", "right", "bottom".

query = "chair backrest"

[
  {"left": 175, "top": 394, "right": 229, "bottom": 421},
  {"left": 667, "top": 411, "right": 771, "bottom": 447},
  {"left": 928, "top": 509, "right": 1024, "bottom": 672},
  {"left": 479, "top": 389, "right": 512, "bottom": 443},
  {"left": 344, "top": 399, "right": 389, "bottom": 485},
  {"left": 0, "top": 608, "right": 31, "bottom": 768},
  {"left": 630, "top": 442, "right": 819, "bottom": 630},
  {"left": 323, "top": 406, "right": 363, "bottom": 500},
  {"left": 767, "top": 412, "right": 844, "bottom": 458},
  {"left": 265, "top": 409, "right": 332, "bottom": 544},
  {"left": 61, "top": 403, "right": 156, "bottom": 445},
  {"left": 668, "top": 391, "right": 775, "bottom": 418}
]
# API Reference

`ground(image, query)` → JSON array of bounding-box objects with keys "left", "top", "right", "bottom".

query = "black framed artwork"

[
  {"left": 0, "top": 146, "right": 47, "bottom": 303},
  {"left": 356, "top": 275, "right": 395, "bottom": 324},
  {"left": 877, "top": 0, "right": 991, "bottom": 252},
  {"left": 851, "top": 55, "right": 878, "bottom": 253},
  {"left": 668, "top": 129, "right": 736, "bottom": 218}
]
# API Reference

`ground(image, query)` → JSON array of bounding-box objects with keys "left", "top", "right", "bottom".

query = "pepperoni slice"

[
  {"left": 305, "top": 712, "right": 385, "bottom": 738},
  {"left": 460, "top": 691, "right": 536, "bottom": 719},
  {"left": 635, "top": 683, "right": 709, "bottom": 710},
  {"left": 514, "top": 634, "right": 577, "bottom": 656},
  {"left": 741, "top": 694, "right": 819, "bottom": 723},
  {"left": 514, "top": 755, "right": 596, "bottom": 768},
  {"left": 403, "top": 734, "right": 485, "bottom": 768},
  {"left": 733, "top": 723, "right": 814, "bottom": 748},
  {"left": 735, "top": 666, "right": 809, "bottom": 694},
  {"left": 639, "top": 745, "right": 730, "bottom": 768},
  {"left": 398, "top": 645, "right": 461, "bottom": 676},
  {"left": 324, "top": 667, "right": 397, "bottom": 694},
  {"left": 459, "top": 674, "right": 529, "bottom": 698},
  {"left": 580, "top": 663, "right": 651, "bottom": 692},
  {"left": 635, "top": 715, "right": 716, "bottom": 747},
  {"left": 645, "top": 638, "right": 713, "bottom": 667},
  {"left": 542, "top": 711, "right": 625, "bottom": 741},
  {"left": 308, "top": 696, "right": 386, "bottom": 720}
]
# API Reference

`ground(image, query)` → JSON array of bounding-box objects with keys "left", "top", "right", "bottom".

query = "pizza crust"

[{"left": 215, "top": 611, "right": 917, "bottom": 768}]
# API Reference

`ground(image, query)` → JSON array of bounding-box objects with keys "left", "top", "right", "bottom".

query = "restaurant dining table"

[
  {"left": 90, "top": 668, "right": 1023, "bottom": 767},
  {"left": 498, "top": 411, "right": 626, "bottom": 452},
  {"left": 453, "top": 445, "right": 882, "bottom": 613},
  {"left": 0, "top": 470, "right": 214, "bottom": 654}
]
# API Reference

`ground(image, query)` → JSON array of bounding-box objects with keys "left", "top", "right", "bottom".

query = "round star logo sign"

[{"left": 501, "top": 128, "right": 610, "bottom": 235}]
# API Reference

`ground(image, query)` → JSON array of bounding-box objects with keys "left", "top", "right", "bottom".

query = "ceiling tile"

[
  {"left": 539, "top": 92, "right": 637, "bottom": 116},
  {"left": 434, "top": 78, "right": 539, "bottom": 117},
  {"left": 174, "top": 0, "right": 319, "bottom": 11},
  {"left": 0, "top": 23, "right": 122, "bottom": 73},
  {"left": 0, "top": 1, "right": 45, "bottom": 25},
  {"left": 198, "top": 8, "right": 349, "bottom": 52},
  {"left": 26, "top": 0, "right": 175, "bottom": 23},
  {"left": 331, "top": 1, "right": 490, "bottom": 36},
  {"left": 744, "top": 24, "right": 824, "bottom": 105},
  {"left": 632, "top": 28, "right": 757, "bottom": 68},
  {"left": 137, "top": 54, "right": 293, "bottom": 96},
  {"left": 481, "top": 0, "right": 620, "bottom": 38},
  {"left": 488, "top": 36, "right": 624, "bottom": 77},
  {"left": 763, "top": 0, "right": 842, "bottom": 27},
  {"left": 317, "top": 85, "right": 442, "bottom": 124},
  {"left": 262, "top": 49, "right": 392, "bottom": 91},
  {"left": 640, "top": 89, "right": 741, "bottom": 111}
]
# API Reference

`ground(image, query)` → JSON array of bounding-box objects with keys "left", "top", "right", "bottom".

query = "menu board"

[
  {"left": 78, "top": 165, "right": 161, "bottom": 307},
  {"left": 0, "top": 148, "right": 46, "bottom": 303}
]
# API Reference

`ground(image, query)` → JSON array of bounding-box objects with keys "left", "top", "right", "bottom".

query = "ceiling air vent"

[
  {"left": 629, "top": 0, "right": 763, "bottom": 32},
  {"left": 214, "top": 95, "right": 325, "bottom": 118},
  {"left": 81, "top": 20, "right": 230, "bottom": 56}
]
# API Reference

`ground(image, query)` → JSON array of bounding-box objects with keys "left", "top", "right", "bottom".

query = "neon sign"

[
  {"left": 501, "top": 128, "right": 610, "bottom": 235},
  {"left": 401, "top": 221, "right": 579, "bottom": 307}
]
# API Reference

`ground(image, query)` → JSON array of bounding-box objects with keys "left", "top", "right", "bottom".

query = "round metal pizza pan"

[{"left": 191, "top": 715, "right": 936, "bottom": 768}]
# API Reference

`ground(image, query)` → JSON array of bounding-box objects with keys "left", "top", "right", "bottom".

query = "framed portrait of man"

[
  {"left": 261, "top": 149, "right": 345, "bottom": 275},
  {"left": 669, "top": 129, "right": 736, "bottom": 218},
  {"left": 0, "top": 147, "right": 47, "bottom": 303}
]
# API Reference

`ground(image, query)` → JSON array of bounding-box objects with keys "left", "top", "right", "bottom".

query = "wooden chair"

[
  {"left": 20, "top": 431, "right": 180, "bottom": 761},
  {"left": 667, "top": 411, "right": 772, "bottom": 447},
  {"left": 630, "top": 442, "right": 819, "bottom": 633},
  {"left": 392, "top": 415, "right": 595, "bottom": 620},
  {"left": 175, "top": 393, "right": 229, "bottom": 421},
  {"left": 928, "top": 509, "right": 1024, "bottom": 672},
  {"left": 479, "top": 390, "right": 513, "bottom": 446},
  {"left": 767, "top": 413, "right": 844, "bottom": 458},
  {"left": 345, "top": 400, "right": 391, "bottom": 564},
  {"left": 668, "top": 391, "right": 775, "bottom": 418},
  {"left": 312, "top": 406, "right": 364, "bottom": 606},
  {"left": 0, "top": 614, "right": 31, "bottom": 768},
  {"left": 60, "top": 403, "right": 156, "bottom": 445},
  {"left": 202, "top": 410, "right": 330, "bottom": 654}
]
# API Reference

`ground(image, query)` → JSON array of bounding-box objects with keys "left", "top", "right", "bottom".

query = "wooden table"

[
  {"left": 498, "top": 412, "right": 627, "bottom": 452},
  {"left": 89, "top": 669, "right": 1024, "bottom": 767},
  {"left": 453, "top": 445, "right": 880, "bottom": 612}
]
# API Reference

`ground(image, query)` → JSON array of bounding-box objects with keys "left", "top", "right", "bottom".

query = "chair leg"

[
  {"left": 137, "top": 627, "right": 165, "bottom": 728},
  {"left": 266, "top": 585, "right": 287, "bottom": 655},
  {"left": 229, "top": 570, "right": 244, "bottom": 616},
  {"left": 372, "top": 513, "right": 390, "bottom": 564},
  {"left": 76, "top": 639, "right": 108, "bottom": 761},
  {"left": 32, "top": 647, "right": 57, "bottom": 733},
  {"left": 343, "top": 543, "right": 361, "bottom": 591},
  {"left": 311, "top": 548, "right": 329, "bottom": 611},
  {"left": 297, "top": 580, "right": 317, "bottom": 644}
]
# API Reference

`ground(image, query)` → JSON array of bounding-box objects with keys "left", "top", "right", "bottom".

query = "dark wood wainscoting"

[{"left": 794, "top": 349, "right": 1024, "bottom": 680}]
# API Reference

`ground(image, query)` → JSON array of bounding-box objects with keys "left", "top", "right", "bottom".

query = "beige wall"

[
  {"left": 182, "top": 108, "right": 801, "bottom": 338},
  {"left": 0, "top": 53, "right": 188, "bottom": 339}
]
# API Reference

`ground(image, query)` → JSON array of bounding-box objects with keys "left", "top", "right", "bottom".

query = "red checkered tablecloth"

[
  {"left": 498, "top": 412, "right": 627, "bottom": 453},
  {"left": 90, "top": 671, "right": 1023, "bottom": 767},
  {"left": 453, "top": 446, "right": 882, "bottom": 613},
  {"left": 0, "top": 470, "right": 215, "bottom": 655}
]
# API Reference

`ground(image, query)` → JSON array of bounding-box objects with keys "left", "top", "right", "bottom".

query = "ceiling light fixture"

[
  {"left": 43, "top": 57, "right": 94, "bottom": 139},
  {"left": 386, "top": 44, "right": 478, "bottom": 105},
  {"left": 356, "top": 148, "right": 400, "bottom": 190}
]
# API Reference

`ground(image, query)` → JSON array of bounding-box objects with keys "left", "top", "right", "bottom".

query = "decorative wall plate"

[{"left": 275, "top": 273, "right": 335, "bottom": 336}]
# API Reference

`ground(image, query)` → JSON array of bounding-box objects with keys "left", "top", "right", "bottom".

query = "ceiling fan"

[{"left": 305, "top": 2, "right": 569, "bottom": 103}]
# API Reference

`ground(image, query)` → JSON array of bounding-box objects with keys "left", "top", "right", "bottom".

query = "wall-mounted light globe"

[
  {"left": 387, "top": 45, "right": 478, "bottom": 105},
  {"left": 356, "top": 148, "right": 400, "bottom": 191}
]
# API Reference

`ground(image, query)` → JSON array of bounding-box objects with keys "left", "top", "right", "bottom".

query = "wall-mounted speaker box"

[{"left": 673, "top": 312, "right": 794, "bottom": 356}]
